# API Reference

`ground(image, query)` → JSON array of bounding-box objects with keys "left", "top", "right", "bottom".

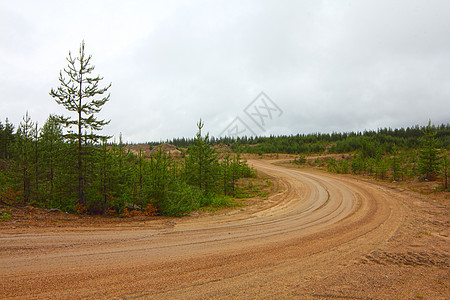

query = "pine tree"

[
  {"left": 408, "top": 150, "right": 418, "bottom": 178},
  {"left": 375, "top": 158, "right": 388, "bottom": 180},
  {"left": 40, "top": 115, "right": 63, "bottom": 207},
  {"left": 137, "top": 146, "right": 144, "bottom": 205},
  {"left": 391, "top": 145, "right": 401, "bottom": 181},
  {"left": 32, "top": 122, "right": 41, "bottom": 201},
  {"left": 93, "top": 137, "right": 117, "bottom": 214},
  {"left": 185, "top": 119, "right": 218, "bottom": 195},
  {"left": 0, "top": 121, "right": 5, "bottom": 160},
  {"left": 229, "top": 153, "right": 242, "bottom": 196},
  {"left": 418, "top": 121, "right": 440, "bottom": 181},
  {"left": 221, "top": 153, "right": 232, "bottom": 196},
  {"left": 0, "top": 118, "right": 15, "bottom": 160},
  {"left": 50, "top": 40, "right": 111, "bottom": 205},
  {"left": 118, "top": 133, "right": 124, "bottom": 175},
  {"left": 146, "top": 145, "right": 172, "bottom": 210},
  {"left": 17, "top": 112, "right": 34, "bottom": 204}
]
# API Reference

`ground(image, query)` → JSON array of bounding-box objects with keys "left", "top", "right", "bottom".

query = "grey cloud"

[{"left": 1, "top": 0, "right": 449, "bottom": 142}]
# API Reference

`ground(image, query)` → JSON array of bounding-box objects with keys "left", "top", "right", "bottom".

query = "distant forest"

[{"left": 155, "top": 123, "right": 450, "bottom": 154}]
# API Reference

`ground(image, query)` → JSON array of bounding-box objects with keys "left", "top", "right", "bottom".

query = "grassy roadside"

[{"left": 277, "top": 155, "right": 449, "bottom": 204}]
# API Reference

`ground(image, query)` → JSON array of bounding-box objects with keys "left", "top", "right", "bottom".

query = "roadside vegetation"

[{"left": 286, "top": 121, "right": 448, "bottom": 190}]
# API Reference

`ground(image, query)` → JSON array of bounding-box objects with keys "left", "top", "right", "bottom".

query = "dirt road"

[{"left": 1, "top": 160, "right": 448, "bottom": 299}]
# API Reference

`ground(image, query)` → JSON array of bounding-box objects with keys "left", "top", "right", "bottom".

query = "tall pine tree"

[{"left": 50, "top": 40, "right": 111, "bottom": 205}]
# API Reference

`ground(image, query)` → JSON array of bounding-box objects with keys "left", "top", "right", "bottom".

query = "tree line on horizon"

[{"left": 155, "top": 122, "right": 449, "bottom": 155}]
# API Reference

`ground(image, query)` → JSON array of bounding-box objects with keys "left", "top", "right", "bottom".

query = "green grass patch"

[{"left": 200, "top": 195, "right": 244, "bottom": 212}]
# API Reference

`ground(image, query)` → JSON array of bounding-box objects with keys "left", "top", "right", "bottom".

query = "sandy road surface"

[{"left": 0, "top": 160, "right": 448, "bottom": 299}]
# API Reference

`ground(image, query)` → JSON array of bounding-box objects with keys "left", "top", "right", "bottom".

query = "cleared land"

[{"left": 0, "top": 159, "right": 448, "bottom": 299}]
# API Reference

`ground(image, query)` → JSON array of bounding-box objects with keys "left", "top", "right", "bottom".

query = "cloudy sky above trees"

[{"left": 1, "top": 0, "right": 449, "bottom": 142}]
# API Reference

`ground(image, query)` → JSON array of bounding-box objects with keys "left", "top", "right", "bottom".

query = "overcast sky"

[{"left": 1, "top": 0, "right": 449, "bottom": 143}]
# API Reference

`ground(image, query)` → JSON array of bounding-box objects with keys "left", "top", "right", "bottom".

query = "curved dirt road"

[{"left": 1, "top": 160, "right": 448, "bottom": 299}]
